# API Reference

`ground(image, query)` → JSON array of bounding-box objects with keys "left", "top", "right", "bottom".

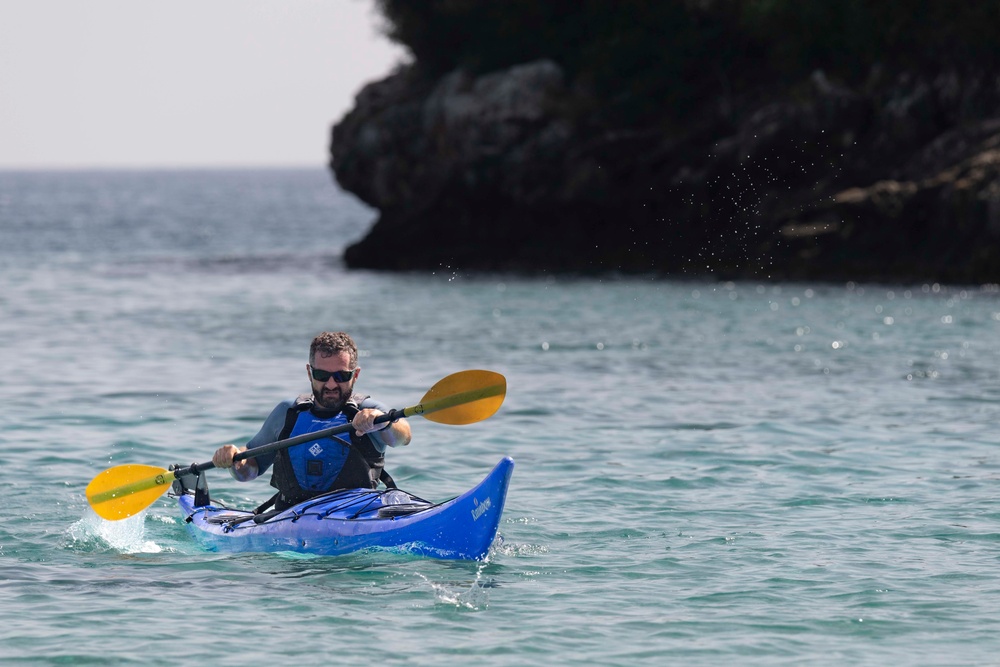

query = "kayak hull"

[{"left": 176, "top": 457, "right": 514, "bottom": 561}]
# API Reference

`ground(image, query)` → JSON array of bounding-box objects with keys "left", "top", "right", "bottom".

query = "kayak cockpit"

[{"left": 173, "top": 483, "right": 439, "bottom": 532}]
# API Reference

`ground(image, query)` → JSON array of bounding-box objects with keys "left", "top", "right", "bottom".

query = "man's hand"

[
  {"left": 212, "top": 444, "right": 258, "bottom": 481},
  {"left": 352, "top": 408, "right": 387, "bottom": 436},
  {"left": 353, "top": 409, "right": 412, "bottom": 447}
]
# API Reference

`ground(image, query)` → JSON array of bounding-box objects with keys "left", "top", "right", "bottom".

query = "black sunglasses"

[{"left": 310, "top": 366, "right": 356, "bottom": 383}]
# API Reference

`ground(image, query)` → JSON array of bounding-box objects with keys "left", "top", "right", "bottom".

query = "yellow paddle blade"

[
  {"left": 86, "top": 464, "right": 176, "bottom": 521},
  {"left": 410, "top": 370, "right": 506, "bottom": 425}
]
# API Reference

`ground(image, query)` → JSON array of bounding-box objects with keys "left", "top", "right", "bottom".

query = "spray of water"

[{"left": 64, "top": 510, "right": 163, "bottom": 554}]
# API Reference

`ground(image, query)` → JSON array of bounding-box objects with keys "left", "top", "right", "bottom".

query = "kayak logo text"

[{"left": 471, "top": 496, "right": 492, "bottom": 521}]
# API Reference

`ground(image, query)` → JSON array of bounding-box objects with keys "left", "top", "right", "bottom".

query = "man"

[{"left": 212, "top": 331, "right": 411, "bottom": 510}]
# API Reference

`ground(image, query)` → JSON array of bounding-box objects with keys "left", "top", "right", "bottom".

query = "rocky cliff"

[{"left": 331, "top": 59, "right": 1000, "bottom": 283}]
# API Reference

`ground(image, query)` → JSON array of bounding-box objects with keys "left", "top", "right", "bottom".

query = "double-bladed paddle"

[{"left": 86, "top": 369, "right": 506, "bottom": 521}]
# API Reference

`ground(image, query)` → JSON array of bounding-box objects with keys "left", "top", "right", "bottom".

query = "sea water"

[{"left": 1, "top": 169, "right": 1000, "bottom": 666}]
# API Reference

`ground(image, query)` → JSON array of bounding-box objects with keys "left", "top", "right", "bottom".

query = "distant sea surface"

[{"left": 2, "top": 169, "right": 1000, "bottom": 666}]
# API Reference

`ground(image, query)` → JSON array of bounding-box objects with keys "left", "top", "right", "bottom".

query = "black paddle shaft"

[{"left": 175, "top": 409, "right": 405, "bottom": 478}]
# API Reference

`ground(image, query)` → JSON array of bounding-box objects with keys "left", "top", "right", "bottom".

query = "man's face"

[{"left": 307, "top": 351, "right": 358, "bottom": 411}]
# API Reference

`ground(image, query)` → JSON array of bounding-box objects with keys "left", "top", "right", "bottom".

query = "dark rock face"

[{"left": 331, "top": 60, "right": 1000, "bottom": 283}]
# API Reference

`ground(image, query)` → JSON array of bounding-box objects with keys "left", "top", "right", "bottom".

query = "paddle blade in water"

[
  {"left": 414, "top": 370, "right": 506, "bottom": 425},
  {"left": 86, "top": 464, "right": 176, "bottom": 521}
]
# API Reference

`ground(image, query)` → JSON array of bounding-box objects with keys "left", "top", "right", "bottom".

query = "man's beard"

[{"left": 314, "top": 384, "right": 353, "bottom": 412}]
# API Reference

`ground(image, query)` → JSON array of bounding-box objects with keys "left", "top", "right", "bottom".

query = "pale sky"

[{"left": 0, "top": 0, "right": 407, "bottom": 169}]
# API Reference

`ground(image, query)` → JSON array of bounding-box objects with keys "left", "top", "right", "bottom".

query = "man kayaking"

[{"left": 212, "top": 331, "right": 411, "bottom": 510}]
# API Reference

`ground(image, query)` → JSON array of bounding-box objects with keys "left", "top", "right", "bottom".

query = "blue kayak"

[{"left": 176, "top": 457, "right": 514, "bottom": 561}]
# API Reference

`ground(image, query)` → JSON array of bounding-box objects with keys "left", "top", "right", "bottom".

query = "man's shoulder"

[
  {"left": 355, "top": 394, "right": 388, "bottom": 411},
  {"left": 265, "top": 397, "right": 307, "bottom": 420}
]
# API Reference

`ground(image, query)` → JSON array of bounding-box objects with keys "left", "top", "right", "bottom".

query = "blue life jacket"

[
  {"left": 269, "top": 395, "right": 393, "bottom": 510},
  {"left": 283, "top": 409, "right": 352, "bottom": 493}
]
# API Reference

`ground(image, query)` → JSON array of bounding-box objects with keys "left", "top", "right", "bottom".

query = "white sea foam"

[{"left": 65, "top": 511, "right": 163, "bottom": 554}]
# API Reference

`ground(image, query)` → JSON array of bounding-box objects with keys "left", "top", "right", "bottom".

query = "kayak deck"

[{"left": 175, "top": 457, "right": 514, "bottom": 561}]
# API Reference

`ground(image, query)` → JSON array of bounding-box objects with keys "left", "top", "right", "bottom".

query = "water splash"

[
  {"left": 417, "top": 563, "right": 494, "bottom": 610},
  {"left": 64, "top": 510, "right": 163, "bottom": 554}
]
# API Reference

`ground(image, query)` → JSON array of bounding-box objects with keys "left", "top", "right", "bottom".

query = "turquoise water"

[{"left": 2, "top": 170, "right": 1000, "bottom": 665}]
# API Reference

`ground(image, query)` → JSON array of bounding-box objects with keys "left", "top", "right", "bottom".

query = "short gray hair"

[{"left": 309, "top": 331, "right": 358, "bottom": 367}]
